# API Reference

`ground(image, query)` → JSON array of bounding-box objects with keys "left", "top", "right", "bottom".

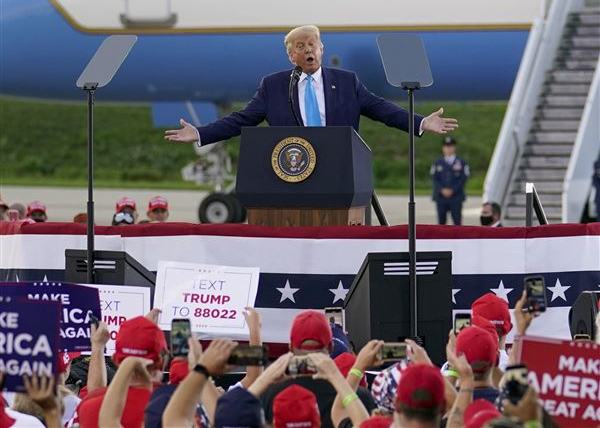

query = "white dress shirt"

[{"left": 298, "top": 67, "right": 326, "bottom": 126}]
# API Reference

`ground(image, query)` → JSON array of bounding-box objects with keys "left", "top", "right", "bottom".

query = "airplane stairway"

[{"left": 504, "top": 4, "right": 600, "bottom": 225}]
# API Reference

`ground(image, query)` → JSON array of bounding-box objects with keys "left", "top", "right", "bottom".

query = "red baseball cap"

[
  {"left": 57, "top": 351, "right": 81, "bottom": 373},
  {"left": 113, "top": 316, "right": 167, "bottom": 364},
  {"left": 334, "top": 352, "right": 367, "bottom": 388},
  {"left": 395, "top": 363, "right": 445, "bottom": 413},
  {"left": 456, "top": 326, "right": 497, "bottom": 373},
  {"left": 471, "top": 315, "right": 499, "bottom": 349},
  {"left": 359, "top": 416, "right": 392, "bottom": 428},
  {"left": 26, "top": 201, "right": 46, "bottom": 216},
  {"left": 290, "top": 310, "right": 332, "bottom": 350},
  {"left": 464, "top": 399, "right": 499, "bottom": 425},
  {"left": 115, "top": 197, "right": 136, "bottom": 213},
  {"left": 273, "top": 385, "right": 320, "bottom": 428},
  {"left": 169, "top": 359, "right": 189, "bottom": 385},
  {"left": 148, "top": 196, "right": 168, "bottom": 211},
  {"left": 471, "top": 293, "right": 513, "bottom": 336}
]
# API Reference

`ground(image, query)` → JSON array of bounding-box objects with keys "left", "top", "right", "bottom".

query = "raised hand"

[
  {"left": 309, "top": 353, "right": 341, "bottom": 382},
  {"left": 354, "top": 339, "right": 384, "bottom": 372},
  {"left": 23, "top": 374, "right": 58, "bottom": 411},
  {"left": 446, "top": 339, "right": 473, "bottom": 382},
  {"left": 514, "top": 290, "right": 535, "bottom": 336},
  {"left": 164, "top": 118, "right": 198, "bottom": 143},
  {"left": 406, "top": 339, "right": 433, "bottom": 366},
  {"left": 243, "top": 307, "right": 262, "bottom": 339},
  {"left": 91, "top": 321, "right": 110, "bottom": 350},
  {"left": 145, "top": 308, "right": 162, "bottom": 325},
  {"left": 198, "top": 339, "right": 238, "bottom": 376},
  {"left": 422, "top": 108, "right": 459, "bottom": 134}
]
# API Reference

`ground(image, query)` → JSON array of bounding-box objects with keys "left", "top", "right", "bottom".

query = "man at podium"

[{"left": 165, "top": 25, "right": 458, "bottom": 146}]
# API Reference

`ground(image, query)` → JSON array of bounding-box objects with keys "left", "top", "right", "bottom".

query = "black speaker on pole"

[
  {"left": 569, "top": 291, "right": 600, "bottom": 339},
  {"left": 344, "top": 252, "right": 452, "bottom": 366}
]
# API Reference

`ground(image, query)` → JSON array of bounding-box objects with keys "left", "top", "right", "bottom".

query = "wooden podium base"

[{"left": 247, "top": 207, "right": 366, "bottom": 227}]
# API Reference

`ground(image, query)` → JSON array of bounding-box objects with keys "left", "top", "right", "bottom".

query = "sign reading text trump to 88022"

[{"left": 154, "top": 261, "right": 259, "bottom": 335}]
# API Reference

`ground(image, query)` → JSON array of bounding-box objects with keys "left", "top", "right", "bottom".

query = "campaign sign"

[
  {"left": 155, "top": 261, "right": 259, "bottom": 336},
  {"left": 0, "top": 282, "right": 101, "bottom": 351},
  {"left": 0, "top": 298, "right": 61, "bottom": 392},
  {"left": 518, "top": 336, "right": 600, "bottom": 427},
  {"left": 83, "top": 284, "right": 151, "bottom": 354}
]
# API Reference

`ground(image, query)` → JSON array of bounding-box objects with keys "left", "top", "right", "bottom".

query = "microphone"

[{"left": 288, "top": 66, "right": 303, "bottom": 126}]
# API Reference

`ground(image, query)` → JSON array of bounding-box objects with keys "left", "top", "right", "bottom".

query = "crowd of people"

[
  {"left": 2, "top": 288, "right": 594, "bottom": 428},
  {"left": 0, "top": 196, "right": 170, "bottom": 226}
]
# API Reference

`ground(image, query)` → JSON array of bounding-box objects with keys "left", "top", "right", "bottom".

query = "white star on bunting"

[
  {"left": 491, "top": 280, "right": 513, "bottom": 301},
  {"left": 452, "top": 288, "right": 461, "bottom": 305},
  {"left": 329, "top": 281, "right": 348, "bottom": 304},
  {"left": 276, "top": 280, "right": 300, "bottom": 303},
  {"left": 548, "top": 278, "right": 570, "bottom": 302}
]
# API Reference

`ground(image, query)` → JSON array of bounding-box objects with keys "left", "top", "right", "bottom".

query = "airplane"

[{"left": 0, "top": 0, "right": 544, "bottom": 222}]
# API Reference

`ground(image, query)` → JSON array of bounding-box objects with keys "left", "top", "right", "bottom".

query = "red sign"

[{"left": 518, "top": 336, "right": 600, "bottom": 427}]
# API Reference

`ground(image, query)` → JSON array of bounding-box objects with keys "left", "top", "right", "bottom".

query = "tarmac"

[{"left": 1, "top": 185, "right": 487, "bottom": 226}]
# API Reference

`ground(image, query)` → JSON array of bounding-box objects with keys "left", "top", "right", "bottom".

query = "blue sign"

[
  {"left": 0, "top": 282, "right": 101, "bottom": 351},
  {"left": 0, "top": 298, "right": 61, "bottom": 392}
]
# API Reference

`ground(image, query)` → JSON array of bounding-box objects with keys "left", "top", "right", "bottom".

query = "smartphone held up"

[
  {"left": 171, "top": 318, "right": 191, "bottom": 357},
  {"left": 524, "top": 276, "right": 547, "bottom": 314}
]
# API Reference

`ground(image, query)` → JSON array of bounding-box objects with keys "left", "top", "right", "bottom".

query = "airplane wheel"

[{"left": 198, "top": 193, "right": 237, "bottom": 223}]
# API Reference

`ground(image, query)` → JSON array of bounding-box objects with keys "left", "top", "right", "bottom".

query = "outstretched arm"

[
  {"left": 98, "top": 357, "right": 153, "bottom": 428},
  {"left": 239, "top": 307, "right": 264, "bottom": 388},
  {"left": 422, "top": 108, "right": 459, "bottom": 134}
]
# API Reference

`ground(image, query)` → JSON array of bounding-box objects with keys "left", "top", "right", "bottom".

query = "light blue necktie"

[{"left": 304, "top": 75, "right": 322, "bottom": 126}]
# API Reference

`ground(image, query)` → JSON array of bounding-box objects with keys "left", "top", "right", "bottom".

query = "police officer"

[
  {"left": 594, "top": 158, "right": 600, "bottom": 221},
  {"left": 431, "top": 136, "right": 469, "bottom": 225}
]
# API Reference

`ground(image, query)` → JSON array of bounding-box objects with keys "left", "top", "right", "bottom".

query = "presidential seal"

[{"left": 271, "top": 137, "right": 316, "bottom": 183}]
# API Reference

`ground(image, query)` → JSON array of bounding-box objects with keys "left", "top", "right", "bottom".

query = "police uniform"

[
  {"left": 594, "top": 159, "right": 600, "bottom": 220},
  {"left": 431, "top": 138, "right": 469, "bottom": 225}
]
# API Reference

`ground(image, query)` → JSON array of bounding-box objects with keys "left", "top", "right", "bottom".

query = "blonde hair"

[{"left": 284, "top": 25, "right": 322, "bottom": 53}]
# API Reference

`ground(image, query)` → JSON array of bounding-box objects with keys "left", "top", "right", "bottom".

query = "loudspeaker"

[
  {"left": 65, "top": 250, "right": 156, "bottom": 301},
  {"left": 344, "top": 252, "right": 452, "bottom": 365},
  {"left": 569, "top": 291, "right": 600, "bottom": 339}
]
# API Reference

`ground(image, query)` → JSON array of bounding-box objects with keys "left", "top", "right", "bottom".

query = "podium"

[
  {"left": 236, "top": 127, "right": 373, "bottom": 227},
  {"left": 344, "top": 251, "right": 452, "bottom": 365}
]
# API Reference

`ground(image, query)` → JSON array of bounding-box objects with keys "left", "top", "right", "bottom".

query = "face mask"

[{"left": 480, "top": 215, "right": 494, "bottom": 226}]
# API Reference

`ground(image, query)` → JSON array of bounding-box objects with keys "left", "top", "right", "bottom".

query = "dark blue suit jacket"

[
  {"left": 431, "top": 156, "right": 469, "bottom": 202},
  {"left": 198, "top": 67, "right": 424, "bottom": 145}
]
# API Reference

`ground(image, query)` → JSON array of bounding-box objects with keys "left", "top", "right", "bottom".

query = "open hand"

[
  {"left": 23, "top": 374, "right": 58, "bottom": 411},
  {"left": 422, "top": 108, "right": 459, "bottom": 134},
  {"left": 164, "top": 118, "right": 198, "bottom": 143},
  {"left": 198, "top": 339, "right": 238, "bottom": 376}
]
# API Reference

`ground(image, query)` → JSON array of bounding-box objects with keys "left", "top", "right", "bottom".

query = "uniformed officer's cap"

[{"left": 442, "top": 136, "right": 457, "bottom": 146}]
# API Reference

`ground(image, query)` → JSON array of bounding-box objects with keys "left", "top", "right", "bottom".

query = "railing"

[
  {"left": 526, "top": 182, "right": 549, "bottom": 226},
  {"left": 562, "top": 56, "right": 600, "bottom": 223},
  {"left": 483, "top": 0, "right": 576, "bottom": 210}
]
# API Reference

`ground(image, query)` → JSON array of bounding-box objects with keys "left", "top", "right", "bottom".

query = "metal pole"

[
  {"left": 407, "top": 88, "right": 417, "bottom": 337},
  {"left": 371, "top": 192, "right": 389, "bottom": 226},
  {"left": 85, "top": 86, "right": 97, "bottom": 284}
]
